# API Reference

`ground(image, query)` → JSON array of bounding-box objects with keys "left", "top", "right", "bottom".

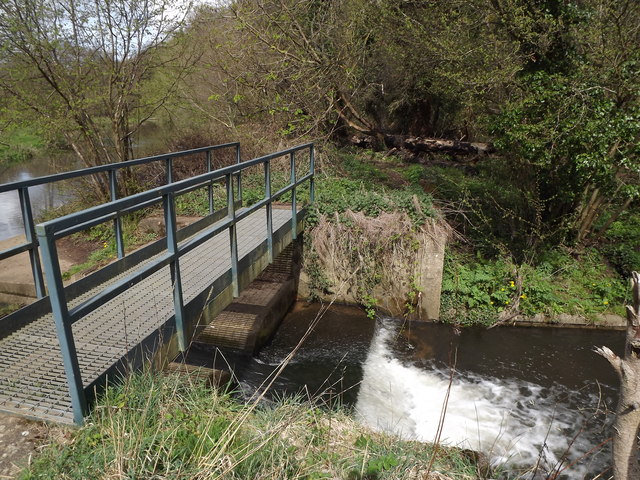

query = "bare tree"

[
  {"left": 220, "top": 0, "right": 521, "bottom": 141},
  {"left": 596, "top": 271, "right": 640, "bottom": 479},
  {"left": 0, "top": 0, "right": 198, "bottom": 196}
]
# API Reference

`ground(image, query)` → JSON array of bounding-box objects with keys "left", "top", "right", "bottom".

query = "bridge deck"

[{"left": 0, "top": 207, "right": 293, "bottom": 424}]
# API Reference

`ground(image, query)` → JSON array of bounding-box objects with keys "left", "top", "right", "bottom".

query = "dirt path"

[
  {"left": 0, "top": 234, "right": 99, "bottom": 306},
  {"left": 0, "top": 413, "right": 53, "bottom": 479}
]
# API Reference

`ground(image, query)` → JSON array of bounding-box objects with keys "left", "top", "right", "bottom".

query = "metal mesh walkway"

[{"left": 0, "top": 208, "right": 293, "bottom": 424}]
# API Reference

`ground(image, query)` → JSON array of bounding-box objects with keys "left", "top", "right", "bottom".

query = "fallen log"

[{"left": 350, "top": 134, "right": 494, "bottom": 156}]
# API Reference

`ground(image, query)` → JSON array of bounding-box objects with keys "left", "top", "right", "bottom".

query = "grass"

[
  {"left": 0, "top": 303, "right": 23, "bottom": 318},
  {"left": 0, "top": 127, "right": 45, "bottom": 166},
  {"left": 18, "top": 370, "right": 483, "bottom": 480}
]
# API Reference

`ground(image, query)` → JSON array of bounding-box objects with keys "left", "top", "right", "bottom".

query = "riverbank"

[
  {"left": 15, "top": 370, "right": 482, "bottom": 480},
  {"left": 298, "top": 148, "right": 633, "bottom": 328}
]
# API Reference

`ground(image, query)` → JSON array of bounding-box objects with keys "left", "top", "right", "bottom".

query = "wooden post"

[{"left": 596, "top": 271, "right": 640, "bottom": 480}]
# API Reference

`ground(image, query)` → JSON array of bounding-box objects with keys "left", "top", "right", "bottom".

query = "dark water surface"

[{"left": 199, "top": 302, "right": 623, "bottom": 479}]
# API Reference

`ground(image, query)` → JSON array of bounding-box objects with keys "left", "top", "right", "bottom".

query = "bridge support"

[{"left": 36, "top": 225, "right": 88, "bottom": 425}]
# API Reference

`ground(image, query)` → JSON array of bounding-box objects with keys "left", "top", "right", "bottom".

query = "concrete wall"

[{"left": 298, "top": 226, "right": 448, "bottom": 321}]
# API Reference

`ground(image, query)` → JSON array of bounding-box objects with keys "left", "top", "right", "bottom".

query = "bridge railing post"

[
  {"left": 226, "top": 174, "right": 239, "bottom": 297},
  {"left": 163, "top": 191, "right": 187, "bottom": 351},
  {"left": 18, "top": 187, "right": 45, "bottom": 298},
  {"left": 235, "top": 143, "right": 242, "bottom": 204},
  {"left": 35, "top": 224, "right": 88, "bottom": 425},
  {"left": 290, "top": 151, "right": 297, "bottom": 240},
  {"left": 109, "top": 169, "right": 125, "bottom": 259},
  {"left": 166, "top": 157, "right": 173, "bottom": 184},
  {"left": 264, "top": 160, "right": 273, "bottom": 263},
  {"left": 206, "top": 150, "right": 214, "bottom": 214}
]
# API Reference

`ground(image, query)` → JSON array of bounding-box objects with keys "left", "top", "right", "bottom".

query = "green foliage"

[
  {"left": 341, "top": 153, "right": 389, "bottom": 183},
  {"left": 0, "top": 303, "right": 22, "bottom": 318},
  {"left": 428, "top": 161, "right": 542, "bottom": 259},
  {"left": 313, "top": 176, "right": 432, "bottom": 227},
  {"left": 599, "top": 212, "right": 640, "bottom": 277},
  {"left": 402, "top": 164, "right": 426, "bottom": 185},
  {"left": 312, "top": 152, "right": 434, "bottom": 224},
  {"left": 174, "top": 188, "right": 212, "bottom": 217},
  {"left": 0, "top": 126, "right": 45, "bottom": 165},
  {"left": 490, "top": 70, "right": 640, "bottom": 243},
  {"left": 441, "top": 254, "right": 515, "bottom": 326},
  {"left": 441, "top": 248, "right": 629, "bottom": 326}
]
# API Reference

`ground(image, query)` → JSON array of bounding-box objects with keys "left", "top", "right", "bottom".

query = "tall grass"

[{"left": 19, "top": 369, "right": 483, "bottom": 480}]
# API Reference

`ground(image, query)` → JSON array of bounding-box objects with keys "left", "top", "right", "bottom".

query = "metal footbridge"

[{"left": 0, "top": 142, "right": 314, "bottom": 424}]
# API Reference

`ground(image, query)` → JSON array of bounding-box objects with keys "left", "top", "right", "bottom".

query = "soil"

[
  {"left": 56, "top": 235, "right": 100, "bottom": 267},
  {"left": 0, "top": 414, "right": 53, "bottom": 479}
]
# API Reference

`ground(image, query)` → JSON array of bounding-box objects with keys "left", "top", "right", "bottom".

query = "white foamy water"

[{"left": 355, "top": 320, "right": 608, "bottom": 478}]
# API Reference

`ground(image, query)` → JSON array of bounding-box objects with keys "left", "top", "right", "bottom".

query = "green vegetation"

[
  {"left": 19, "top": 370, "right": 484, "bottom": 479},
  {"left": 59, "top": 213, "right": 157, "bottom": 280},
  {"left": 311, "top": 150, "right": 433, "bottom": 224},
  {"left": 599, "top": 212, "right": 640, "bottom": 278},
  {"left": 305, "top": 148, "right": 635, "bottom": 325},
  {"left": 0, "top": 303, "right": 22, "bottom": 319},
  {"left": 441, "top": 249, "right": 628, "bottom": 327},
  {"left": 0, "top": 127, "right": 44, "bottom": 165}
]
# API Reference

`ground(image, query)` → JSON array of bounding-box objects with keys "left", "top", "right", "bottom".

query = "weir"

[{"left": 0, "top": 142, "right": 314, "bottom": 425}]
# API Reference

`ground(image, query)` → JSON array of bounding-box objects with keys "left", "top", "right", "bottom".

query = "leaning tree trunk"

[{"left": 596, "top": 271, "right": 640, "bottom": 479}]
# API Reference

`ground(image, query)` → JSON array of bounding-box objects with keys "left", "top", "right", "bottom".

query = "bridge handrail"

[
  {"left": 0, "top": 142, "right": 240, "bottom": 193},
  {"left": 34, "top": 142, "right": 314, "bottom": 424},
  {"left": 37, "top": 142, "right": 313, "bottom": 235},
  {"left": 63, "top": 171, "right": 313, "bottom": 325},
  {"left": 0, "top": 142, "right": 241, "bottom": 299}
]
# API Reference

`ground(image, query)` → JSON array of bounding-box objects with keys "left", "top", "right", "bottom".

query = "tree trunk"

[
  {"left": 576, "top": 186, "right": 604, "bottom": 243},
  {"left": 597, "top": 197, "right": 634, "bottom": 237},
  {"left": 596, "top": 271, "right": 640, "bottom": 479}
]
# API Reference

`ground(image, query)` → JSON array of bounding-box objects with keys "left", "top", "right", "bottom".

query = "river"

[
  {"left": 206, "top": 303, "right": 621, "bottom": 479},
  {"left": 0, "top": 153, "right": 79, "bottom": 241}
]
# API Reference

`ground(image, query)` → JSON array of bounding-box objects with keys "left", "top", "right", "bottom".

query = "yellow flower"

[
  {"left": 500, "top": 288, "right": 505, "bottom": 291},
  {"left": 103, "top": 242, "right": 108, "bottom": 248},
  {"left": 490, "top": 301, "right": 494, "bottom": 305},
  {"left": 505, "top": 301, "right": 510, "bottom": 305},
  {"left": 520, "top": 294, "right": 527, "bottom": 299},
  {"left": 603, "top": 300, "right": 609, "bottom": 305}
]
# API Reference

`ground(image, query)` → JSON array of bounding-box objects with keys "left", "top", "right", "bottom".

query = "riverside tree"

[
  {"left": 596, "top": 272, "right": 640, "bottom": 480},
  {"left": 204, "top": 0, "right": 522, "bottom": 141},
  {"left": 0, "top": 0, "right": 197, "bottom": 197},
  {"left": 489, "top": 0, "right": 640, "bottom": 246}
]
